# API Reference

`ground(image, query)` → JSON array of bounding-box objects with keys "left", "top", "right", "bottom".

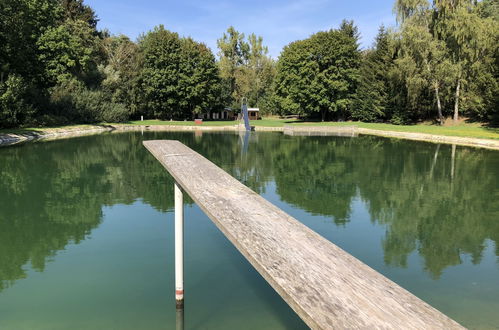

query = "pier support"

[
  {"left": 176, "top": 306, "right": 184, "bottom": 330},
  {"left": 174, "top": 182, "right": 184, "bottom": 309}
]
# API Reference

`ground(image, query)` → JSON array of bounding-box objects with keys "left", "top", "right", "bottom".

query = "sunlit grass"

[
  {"left": 2, "top": 118, "right": 498, "bottom": 140},
  {"left": 125, "top": 118, "right": 499, "bottom": 139}
]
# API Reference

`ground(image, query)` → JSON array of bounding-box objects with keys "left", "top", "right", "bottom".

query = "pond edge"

[{"left": 1, "top": 124, "right": 499, "bottom": 150}]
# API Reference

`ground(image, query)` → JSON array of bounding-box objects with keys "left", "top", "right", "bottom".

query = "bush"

[
  {"left": 0, "top": 74, "right": 35, "bottom": 128},
  {"left": 101, "top": 102, "right": 129, "bottom": 123},
  {"left": 49, "top": 79, "right": 130, "bottom": 123}
]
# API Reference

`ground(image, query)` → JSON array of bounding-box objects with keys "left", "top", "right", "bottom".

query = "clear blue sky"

[{"left": 86, "top": 0, "right": 397, "bottom": 58}]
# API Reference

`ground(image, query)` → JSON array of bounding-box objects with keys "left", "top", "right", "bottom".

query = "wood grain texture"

[{"left": 144, "top": 140, "right": 465, "bottom": 330}]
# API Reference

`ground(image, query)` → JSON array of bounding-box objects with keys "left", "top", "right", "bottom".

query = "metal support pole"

[
  {"left": 174, "top": 182, "right": 184, "bottom": 309},
  {"left": 176, "top": 306, "right": 184, "bottom": 330}
]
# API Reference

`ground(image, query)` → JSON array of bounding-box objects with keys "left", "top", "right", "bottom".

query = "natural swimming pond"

[{"left": 0, "top": 131, "right": 498, "bottom": 329}]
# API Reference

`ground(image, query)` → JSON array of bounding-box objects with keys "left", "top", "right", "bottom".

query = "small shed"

[
  {"left": 247, "top": 108, "right": 260, "bottom": 120},
  {"left": 199, "top": 108, "right": 235, "bottom": 120}
]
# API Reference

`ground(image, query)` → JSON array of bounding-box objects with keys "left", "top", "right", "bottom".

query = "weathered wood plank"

[{"left": 144, "top": 140, "right": 464, "bottom": 330}]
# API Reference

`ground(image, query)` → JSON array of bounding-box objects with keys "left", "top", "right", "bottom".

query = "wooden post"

[{"left": 174, "top": 182, "right": 184, "bottom": 308}]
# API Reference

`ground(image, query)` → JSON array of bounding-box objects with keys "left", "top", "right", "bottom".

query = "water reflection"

[
  {"left": 270, "top": 135, "right": 499, "bottom": 278},
  {"left": 0, "top": 131, "right": 275, "bottom": 293},
  {"left": 0, "top": 131, "right": 498, "bottom": 293},
  {"left": 0, "top": 133, "right": 173, "bottom": 291}
]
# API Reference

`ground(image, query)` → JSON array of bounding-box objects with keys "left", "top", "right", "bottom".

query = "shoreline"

[{"left": 1, "top": 124, "right": 499, "bottom": 150}]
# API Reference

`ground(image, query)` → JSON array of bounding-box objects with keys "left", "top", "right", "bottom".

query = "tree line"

[{"left": 1, "top": 0, "right": 497, "bottom": 129}]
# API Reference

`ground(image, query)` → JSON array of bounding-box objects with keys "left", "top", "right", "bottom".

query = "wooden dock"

[{"left": 144, "top": 140, "right": 464, "bottom": 330}]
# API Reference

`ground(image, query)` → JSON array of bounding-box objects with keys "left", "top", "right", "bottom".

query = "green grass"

[
  {"left": 289, "top": 121, "right": 499, "bottom": 140},
  {"left": 126, "top": 118, "right": 290, "bottom": 127},
  {"left": 126, "top": 119, "right": 238, "bottom": 126},
  {"left": 2, "top": 118, "right": 498, "bottom": 141},
  {"left": 123, "top": 118, "right": 499, "bottom": 139}
]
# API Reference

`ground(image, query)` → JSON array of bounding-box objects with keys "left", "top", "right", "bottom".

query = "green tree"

[
  {"left": 434, "top": 1, "right": 498, "bottom": 122},
  {"left": 139, "top": 25, "right": 221, "bottom": 120},
  {"left": 399, "top": 15, "right": 455, "bottom": 123},
  {"left": 37, "top": 19, "right": 101, "bottom": 84},
  {"left": 0, "top": 0, "right": 62, "bottom": 127},
  {"left": 60, "top": 0, "right": 99, "bottom": 30},
  {"left": 0, "top": 75, "right": 35, "bottom": 128},
  {"left": 0, "top": 0, "right": 61, "bottom": 84},
  {"left": 216, "top": 27, "right": 274, "bottom": 112},
  {"left": 352, "top": 26, "right": 394, "bottom": 122},
  {"left": 217, "top": 26, "right": 249, "bottom": 109},
  {"left": 178, "top": 38, "right": 221, "bottom": 118},
  {"left": 393, "top": 0, "right": 498, "bottom": 123},
  {"left": 274, "top": 23, "right": 360, "bottom": 120},
  {"left": 139, "top": 25, "right": 183, "bottom": 119},
  {"left": 244, "top": 34, "right": 276, "bottom": 113},
  {"left": 100, "top": 34, "right": 141, "bottom": 117},
  {"left": 273, "top": 39, "right": 313, "bottom": 117}
]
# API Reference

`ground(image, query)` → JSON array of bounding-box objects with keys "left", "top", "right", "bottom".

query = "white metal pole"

[{"left": 174, "top": 182, "right": 184, "bottom": 308}]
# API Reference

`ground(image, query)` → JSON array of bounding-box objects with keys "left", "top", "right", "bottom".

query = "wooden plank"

[{"left": 144, "top": 140, "right": 464, "bottom": 330}]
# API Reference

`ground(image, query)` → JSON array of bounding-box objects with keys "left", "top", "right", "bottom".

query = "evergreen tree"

[{"left": 352, "top": 26, "right": 393, "bottom": 122}]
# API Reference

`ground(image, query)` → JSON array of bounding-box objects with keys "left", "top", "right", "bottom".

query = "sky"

[{"left": 85, "top": 0, "right": 397, "bottom": 58}]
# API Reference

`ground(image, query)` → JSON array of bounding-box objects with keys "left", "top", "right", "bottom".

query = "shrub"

[
  {"left": 0, "top": 74, "right": 35, "bottom": 128},
  {"left": 49, "top": 79, "right": 130, "bottom": 123},
  {"left": 100, "top": 102, "right": 129, "bottom": 123}
]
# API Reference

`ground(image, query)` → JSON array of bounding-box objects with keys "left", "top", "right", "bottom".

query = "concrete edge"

[{"left": 1, "top": 124, "right": 498, "bottom": 151}]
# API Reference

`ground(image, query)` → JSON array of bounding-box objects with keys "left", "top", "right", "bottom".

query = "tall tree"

[
  {"left": 352, "top": 26, "right": 394, "bottom": 122},
  {"left": 37, "top": 19, "right": 100, "bottom": 84},
  {"left": 217, "top": 27, "right": 249, "bottom": 109},
  {"left": 394, "top": 0, "right": 453, "bottom": 123},
  {"left": 100, "top": 35, "right": 141, "bottom": 116},
  {"left": 274, "top": 23, "right": 360, "bottom": 120},
  {"left": 139, "top": 25, "right": 221, "bottom": 120},
  {"left": 394, "top": 0, "right": 498, "bottom": 123},
  {"left": 436, "top": 1, "right": 498, "bottom": 122},
  {"left": 178, "top": 38, "right": 221, "bottom": 118},
  {"left": 139, "top": 25, "right": 183, "bottom": 119},
  {"left": 217, "top": 27, "right": 274, "bottom": 112},
  {"left": 60, "top": 0, "right": 98, "bottom": 30},
  {"left": 240, "top": 33, "right": 275, "bottom": 112},
  {"left": 273, "top": 39, "right": 312, "bottom": 117}
]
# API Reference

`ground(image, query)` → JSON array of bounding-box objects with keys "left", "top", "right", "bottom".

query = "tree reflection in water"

[{"left": 0, "top": 131, "right": 498, "bottom": 294}]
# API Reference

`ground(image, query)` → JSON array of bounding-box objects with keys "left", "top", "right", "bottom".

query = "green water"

[{"left": 0, "top": 131, "right": 498, "bottom": 329}]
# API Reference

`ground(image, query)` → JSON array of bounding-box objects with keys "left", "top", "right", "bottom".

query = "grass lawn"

[
  {"left": 289, "top": 121, "right": 499, "bottom": 140},
  {"left": 125, "top": 118, "right": 499, "bottom": 140},
  {"left": 127, "top": 119, "right": 239, "bottom": 126},
  {"left": 2, "top": 118, "right": 498, "bottom": 141}
]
